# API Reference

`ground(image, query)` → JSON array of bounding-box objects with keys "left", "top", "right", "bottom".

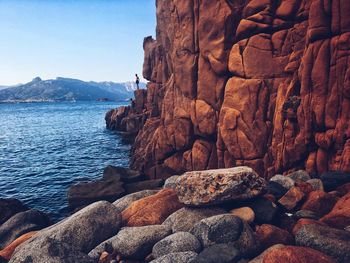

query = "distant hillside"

[{"left": 0, "top": 77, "right": 146, "bottom": 102}]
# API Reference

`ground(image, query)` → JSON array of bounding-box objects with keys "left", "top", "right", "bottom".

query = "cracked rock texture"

[{"left": 108, "top": 0, "right": 350, "bottom": 179}]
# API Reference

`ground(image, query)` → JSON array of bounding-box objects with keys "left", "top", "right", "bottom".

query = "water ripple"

[{"left": 0, "top": 101, "right": 130, "bottom": 221}]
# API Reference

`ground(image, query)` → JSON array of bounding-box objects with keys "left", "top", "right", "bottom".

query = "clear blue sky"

[{"left": 0, "top": 0, "right": 156, "bottom": 85}]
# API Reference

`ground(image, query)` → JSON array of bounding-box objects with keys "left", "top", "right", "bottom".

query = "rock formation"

[{"left": 106, "top": 0, "right": 350, "bottom": 179}]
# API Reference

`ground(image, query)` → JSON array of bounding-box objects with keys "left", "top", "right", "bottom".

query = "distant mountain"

[{"left": 0, "top": 77, "right": 146, "bottom": 102}]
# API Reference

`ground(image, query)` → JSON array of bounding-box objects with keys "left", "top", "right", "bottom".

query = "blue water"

[{"left": 0, "top": 101, "right": 130, "bottom": 221}]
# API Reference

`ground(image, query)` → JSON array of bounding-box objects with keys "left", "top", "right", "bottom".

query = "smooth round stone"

[
  {"left": 162, "top": 207, "right": 227, "bottom": 233},
  {"left": 152, "top": 232, "right": 201, "bottom": 258},
  {"left": 230, "top": 207, "right": 255, "bottom": 224},
  {"left": 247, "top": 197, "right": 279, "bottom": 224},
  {"left": 294, "top": 210, "right": 320, "bottom": 220},
  {"left": 191, "top": 214, "right": 243, "bottom": 247},
  {"left": 345, "top": 225, "right": 350, "bottom": 232},
  {"left": 295, "top": 224, "right": 350, "bottom": 263},
  {"left": 192, "top": 244, "right": 241, "bottom": 263},
  {"left": 270, "top": 175, "right": 295, "bottom": 190}
]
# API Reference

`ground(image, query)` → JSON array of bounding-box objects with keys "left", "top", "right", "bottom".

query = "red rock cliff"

[{"left": 109, "top": 0, "right": 350, "bottom": 179}]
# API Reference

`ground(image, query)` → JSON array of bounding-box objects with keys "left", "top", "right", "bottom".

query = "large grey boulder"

[
  {"left": 175, "top": 167, "right": 266, "bottom": 206},
  {"left": 108, "top": 225, "right": 171, "bottom": 260},
  {"left": 295, "top": 224, "right": 350, "bottom": 263},
  {"left": 192, "top": 244, "right": 241, "bottom": 263},
  {"left": 113, "top": 190, "right": 158, "bottom": 212},
  {"left": 0, "top": 209, "right": 50, "bottom": 249},
  {"left": 191, "top": 214, "right": 258, "bottom": 257},
  {"left": 152, "top": 232, "right": 201, "bottom": 258},
  {"left": 150, "top": 252, "right": 198, "bottom": 263},
  {"left": 191, "top": 214, "right": 243, "bottom": 247},
  {"left": 9, "top": 201, "right": 121, "bottom": 263},
  {"left": 162, "top": 207, "right": 227, "bottom": 233}
]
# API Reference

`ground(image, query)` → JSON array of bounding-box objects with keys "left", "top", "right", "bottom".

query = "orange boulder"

[
  {"left": 262, "top": 246, "right": 336, "bottom": 263},
  {"left": 301, "top": 190, "right": 338, "bottom": 217},
  {"left": 255, "top": 224, "right": 293, "bottom": 250},
  {"left": 122, "top": 188, "right": 183, "bottom": 227}
]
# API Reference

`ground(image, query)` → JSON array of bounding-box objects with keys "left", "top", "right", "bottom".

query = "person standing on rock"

[{"left": 135, "top": 74, "right": 140, "bottom": 89}]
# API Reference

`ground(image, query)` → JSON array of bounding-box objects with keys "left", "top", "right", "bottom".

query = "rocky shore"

[{"left": 1, "top": 166, "right": 350, "bottom": 262}]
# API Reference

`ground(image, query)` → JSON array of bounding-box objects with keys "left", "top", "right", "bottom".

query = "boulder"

[
  {"left": 292, "top": 219, "right": 327, "bottom": 236},
  {"left": 248, "top": 244, "right": 285, "bottom": 263},
  {"left": 152, "top": 232, "right": 201, "bottom": 258},
  {"left": 124, "top": 179, "right": 164, "bottom": 194},
  {"left": 9, "top": 201, "right": 121, "bottom": 263},
  {"left": 162, "top": 207, "right": 227, "bottom": 233},
  {"left": 0, "top": 199, "right": 28, "bottom": 226},
  {"left": 235, "top": 221, "right": 259, "bottom": 257},
  {"left": 255, "top": 224, "right": 293, "bottom": 250},
  {"left": 306, "top": 179, "right": 324, "bottom": 191},
  {"left": 111, "top": 225, "right": 171, "bottom": 260},
  {"left": 278, "top": 187, "right": 305, "bottom": 210},
  {"left": 191, "top": 214, "right": 258, "bottom": 256},
  {"left": 0, "top": 209, "right": 50, "bottom": 249},
  {"left": 320, "top": 191, "right": 350, "bottom": 229},
  {"left": 295, "top": 224, "right": 350, "bottom": 263},
  {"left": 191, "top": 214, "right": 243, "bottom": 247},
  {"left": 163, "top": 175, "right": 180, "bottom": 190},
  {"left": 192, "top": 244, "right": 241, "bottom": 263},
  {"left": 113, "top": 190, "right": 158, "bottom": 212},
  {"left": 261, "top": 246, "right": 336, "bottom": 263},
  {"left": 286, "top": 170, "right": 311, "bottom": 182},
  {"left": 176, "top": 167, "right": 266, "bottom": 206},
  {"left": 150, "top": 252, "right": 198, "bottom": 263},
  {"left": 320, "top": 171, "right": 350, "bottom": 192},
  {"left": 0, "top": 231, "right": 37, "bottom": 261},
  {"left": 269, "top": 175, "right": 295, "bottom": 190},
  {"left": 230, "top": 207, "right": 255, "bottom": 224},
  {"left": 67, "top": 173, "right": 125, "bottom": 210},
  {"left": 301, "top": 191, "right": 338, "bottom": 217},
  {"left": 122, "top": 188, "right": 183, "bottom": 227}
]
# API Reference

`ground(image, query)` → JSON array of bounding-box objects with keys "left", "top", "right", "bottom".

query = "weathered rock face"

[
  {"left": 107, "top": 0, "right": 350, "bottom": 179},
  {"left": 175, "top": 167, "right": 266, "bottom": 206}
]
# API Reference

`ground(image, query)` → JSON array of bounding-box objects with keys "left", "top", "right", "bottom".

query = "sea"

[{"left": 0, "top": 101, "right": 131, "bottom": 221}]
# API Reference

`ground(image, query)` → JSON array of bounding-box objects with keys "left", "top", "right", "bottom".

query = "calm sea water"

[{"left": 0, "top": 101, "right": 130, "bottom": 221}]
